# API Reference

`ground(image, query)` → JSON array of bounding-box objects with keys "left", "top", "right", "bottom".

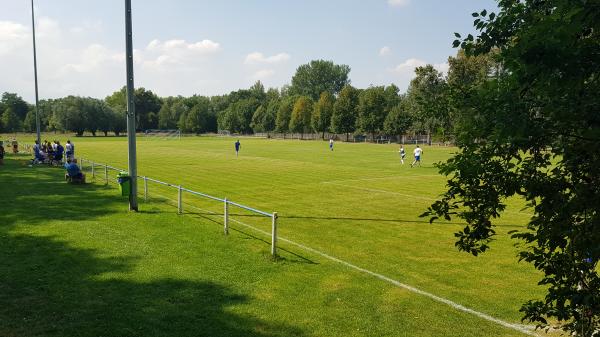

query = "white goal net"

[{"left": 144, "top": 129, "right": 181, "bottom": 140}]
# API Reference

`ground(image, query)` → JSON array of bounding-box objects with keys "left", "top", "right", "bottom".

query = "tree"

[
  {"left": 157, "top": 101, "right": 173, "bottom": 129},
  {"left": 49, "top": 96, "right": 87, "bottom": 135},
  {"left": 407, "top": 65, "right": 449, "bottom": 140},
  {"left": 182, "top": 98, "right": 211, "bottom": 134},
  {"left": 383, "top": 84, "right": 401, "bottom": 112},
  {"left": 249, "top": 81, "right": 266, "bottom": 103},
  {"left": 289, "top": 60, "right": 351, "bottom": 100},
  {"left": 311, "top": 91, "right": 335, "bottom": 139},
  {"left": 424, "top": 2, "right": 600, "bottom": 335},
  {"left": 446, "top": 50, "right": 496, "bottom": 136},
  {"left": 1, "top": 92, "right": 29, "bottom": 121},
  {"left": 83, "top": 98, "right": 103, "bottom": 136},
  {"left": 384, "top": 100, "right": 412, "bottom": 139},
  {"left": 263, "top": 99, "right": 279, "bottom": 132},
  {"left": 23, "top": 109, "right": 37, "bottom": 133},
  {"left": 357, "top": 86, "right": 387, "bottom": 141},
  {"left": 289, "top": 96, "right": 313, "bottom": 138},
  {"left": 105, "top": 87, "right": 162, "bottom": 131},
  {"left": 275, "top": 96, "right": 295, "bottom": 134},
  {"left": 219, "top": 98, "right": 259, "bottom": 133},
  {"left": 95, "top": 102, "right": 115, "bottom": 136},
  {"left": 331, "top": 85, "right": 359, "bottom": 141},
  {"left": 250, "top": 105, "right": 267, "bottom": 133},
  {"left": 1, "top": 107, "right": 21, "bottom": 132},
  {"left": 111, "top": 110, "right": 127, "bottom": 136}
]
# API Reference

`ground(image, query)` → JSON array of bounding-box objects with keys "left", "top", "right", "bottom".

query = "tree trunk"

[
  {"left": 104, "top": 131, "right": 108, "bottom": 136},
  {"left": 346, "top": 133, "right": 349, "bottom": 142}
]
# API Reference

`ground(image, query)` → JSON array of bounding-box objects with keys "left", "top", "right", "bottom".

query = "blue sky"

[{"left": 0, "top": 0, "right": 497, "bottom": 101}]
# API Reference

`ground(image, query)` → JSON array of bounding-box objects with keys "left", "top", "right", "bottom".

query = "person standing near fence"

[
  {"left": 329, "top": 138, "right": 334, "bottom": 151},
  {"left": 11, "top": 138, "right": 18, "bottom": 154},
  {"left": 235, "top": 139, "right": 241, "bottom": 157},
  {"left": 65, "top": 140, "right": 74, "bottom": 160},
  {"left": 399, "top": 146, "right": 406, "bottom": 164},
  {"left": 411, "top": 145, "right": 423, "bottom": 167}
]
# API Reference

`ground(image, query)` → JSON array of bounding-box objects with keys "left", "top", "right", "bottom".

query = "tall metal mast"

[
  {"left": 125, "top": 0, "right": 138, "bottom": 211},
  {"left": 31, "top": 0, "right": 41, "bottom": 145}
]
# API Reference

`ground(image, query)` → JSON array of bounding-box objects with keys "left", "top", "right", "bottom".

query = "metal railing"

[{"left": 79, "top": 157, "right": 279, "bottom": 256}]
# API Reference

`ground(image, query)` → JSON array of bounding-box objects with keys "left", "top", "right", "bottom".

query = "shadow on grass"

[
  {"left": 0, "top": 157, "right": 122, "bottom": 227},
  {"left": 0, "top": 158, "right": 306, "bottom": 337},
  {"left": 183, "top": 210, "right": 318, "bottom": 265}
]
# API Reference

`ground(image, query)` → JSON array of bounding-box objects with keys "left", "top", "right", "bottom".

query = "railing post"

[
  {"left": 177, "top": 185, "right": 183, "bottom": 214},
  {"left": 104, "top": 165, "right": 108, "bottom": 185},
  {"left": 224, "top": 198, "right": 229, "bottom": 235},
  {"left": 271, "top": 212, "right": 278, "bottom": 256},
  {"left": 143, "top": 176, "right": 148, "bottom": 201},
  {"left": 91, "top": 162, "right": 95, "bottom": 178}
]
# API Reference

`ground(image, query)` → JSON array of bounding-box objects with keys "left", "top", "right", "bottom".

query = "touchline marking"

[{"left": 181, "top": 203, "right": 537, "bottom": 336}]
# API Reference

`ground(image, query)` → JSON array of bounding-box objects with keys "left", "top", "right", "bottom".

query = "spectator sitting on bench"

[{"left": 64, "top": 158, "right": 85, "bottom": 182}]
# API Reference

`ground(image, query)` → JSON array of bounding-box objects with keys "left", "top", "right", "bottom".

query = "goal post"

[{"left": 144, "top": 129, "right": 181, "bottom": 140}]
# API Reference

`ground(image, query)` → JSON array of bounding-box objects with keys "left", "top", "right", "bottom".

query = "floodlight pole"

[
  {"left": 125, "top": 0, "right": 138, "bottom": 211},
  {"left": 31, "top": 0, "right": 41, "bottom": 145}
]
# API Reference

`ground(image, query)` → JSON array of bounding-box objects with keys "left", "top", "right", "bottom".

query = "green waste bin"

[{"left": 117, "top": 172, "right": 131, "bottom": 197}]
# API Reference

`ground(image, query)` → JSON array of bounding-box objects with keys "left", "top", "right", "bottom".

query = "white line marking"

[{"left": 180, "top": 203, "right": 537, "bottom": 336}]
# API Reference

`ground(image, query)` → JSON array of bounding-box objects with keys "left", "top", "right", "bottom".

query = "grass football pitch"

[{"left": 1, "top": 135, "right": 547, "bottom": 336}]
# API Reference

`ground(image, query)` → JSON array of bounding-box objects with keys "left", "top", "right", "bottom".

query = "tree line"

[{"left": 1, "top": 56, "right": 496, "bottom": 141}]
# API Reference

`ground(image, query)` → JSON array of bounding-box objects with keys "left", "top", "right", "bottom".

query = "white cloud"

[
  {"left": 388, "top": 58, "right": 449, "bottom": 91},
  {"left": 244, "top": 52, "right": 290, "bottom": 65},
  {"left": 434, "top": 62, "right": 449, "bottom": 75},
  {"left": 379, "top": 46, "right": 391, "bottom": 56},
  {"left": 0, "top": 21, "right": 29, "bottom": 55},
  {"left": 70, "top": 20, "right": 103, "bottom": 35},
  {"left": 392, "top": 58, "right": 448, "bottom": 75},
  {"left": 393, "top": 58, "right": 427, "bottom": 74},
  {"left": 60, "top": 44, "right": 123, "bottom": 74},
  {"left": 145, "top": 38, "right": 220, "bottom": 54},
  {"left": 251, "top": 69, "right": 275, "bottom": 80},
  {"left": 0, "top": 15, "right": 230, "bottom": 100},
  {"left": 388, "top": 0, "right": 410, "bottom": 7},
  {"left": 141, "top": 38, "right": 221, "bottom": 69},
  {"left": 37, "top": 17, "right": 61, "bottom": 39}
]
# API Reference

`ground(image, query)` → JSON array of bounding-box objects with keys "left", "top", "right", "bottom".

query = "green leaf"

[
  {"left": 480, "top": 9, "right": 487, "bottom": 17},
  {"left": 472, "top": 12, "right": 479, "bottom": 17},
  {"left": 454, "top": 32, "right": 461, "bottom": 38}
]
